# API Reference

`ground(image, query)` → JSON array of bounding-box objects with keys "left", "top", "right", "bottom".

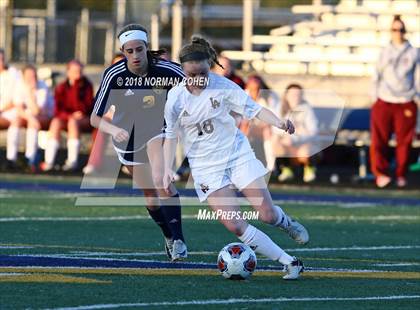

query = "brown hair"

[
  {"left": 22, "top": 64, "right": 37, "bottom": 77},
  {"left": 118, "top": 24, "right": 166, "bottom": 64},
  {"left": 392, "top": 15, "right": 406, "bottom": 33},
  {"left": 67, "top": 59, "right": 84, "bottom": 70},
  {"left": 281, "top": 83, "right": 303, "bottom": 117},
  {"left": 179, "top": 36, "right": 224, "bottom": 68}
]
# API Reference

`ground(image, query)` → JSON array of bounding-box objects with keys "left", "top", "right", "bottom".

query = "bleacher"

[{"left": 222, "top": 0, "right": 419, "bottom": 77}]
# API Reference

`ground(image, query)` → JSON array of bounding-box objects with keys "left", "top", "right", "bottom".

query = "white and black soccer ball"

[{"left": 217, "top": 242, "right": 257, "bottom": 280}]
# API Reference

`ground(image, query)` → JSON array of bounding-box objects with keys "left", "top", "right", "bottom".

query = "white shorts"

[
  {"left": 193, "top": 158, "right": 268, "bottom": 202},
  {"left": 0, "top": 108, "right": 18, "bottom": 122},
  {"left": 113, "top": 133, "right": 165, "bottom": 166}
]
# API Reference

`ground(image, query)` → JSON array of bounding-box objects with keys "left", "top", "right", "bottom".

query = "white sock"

[
  {"left": 45, "top": 139, "right": 59, "bottom": 165},
  {"left": 272, "top": 205, "right": 290, "bottom": 229},
  {"left": 264, "top": 140, "right": 275, "bottom": 171},
  {"left": 6, "top": 126, "right": 19, "bottom": 161},
  {"left": 25, "top": 128, "right": 38, "bottom": 163},
  {"left": 238, "top": 224, "right": 293, "bottom": 265},
  {"left": 67, "top": 138, "right": 80, "bottom": 165}
]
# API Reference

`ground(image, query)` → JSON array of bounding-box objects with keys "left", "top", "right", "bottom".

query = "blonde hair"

[{"left": 179, "top": 36, "right": 223, "bottom": 68}]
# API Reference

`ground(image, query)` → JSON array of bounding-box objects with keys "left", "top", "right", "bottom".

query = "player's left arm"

[
  {"left": 225, "top": 79, "right": 294, "bottom": 134},
  {"left": 255, "top": 107, "right": 295, "bottom": 135}
]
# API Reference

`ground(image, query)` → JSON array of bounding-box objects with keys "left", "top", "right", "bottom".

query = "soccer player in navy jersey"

[{"left": 90, "top": 24, "right": 187, "bottom": 261}]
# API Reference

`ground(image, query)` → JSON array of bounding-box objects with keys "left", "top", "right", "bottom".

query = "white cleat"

[
  {"left": 171, "top": 239, "right": 188, "bottom": 261},
  {"left": 62, "top": 160, "right": 78, "bottom": 172},
  {"left": 164, "top": 237, "right": 174, "bottom": 260},
  {"left": 282, "top": 217, "right": 309, "bottom": 245},
  {"left": 283, "top": 257, "right": 304, "bottom": 280}
]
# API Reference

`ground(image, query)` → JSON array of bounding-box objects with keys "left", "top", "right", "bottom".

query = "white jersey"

[
  {"left": 0, "top": 66, "right": 20, "bottom": 110},
  {"left": 13, "top": 80, "right": 54, "bottom": 117},
  {"left": 165, "top": 72, "right": 262, "bottom": 174}
]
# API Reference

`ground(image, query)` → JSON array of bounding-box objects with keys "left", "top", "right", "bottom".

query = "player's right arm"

[{"left": 90, "top": 66, "right": 129, "bottom": 143}]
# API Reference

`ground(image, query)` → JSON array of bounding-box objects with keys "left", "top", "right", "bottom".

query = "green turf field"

[{"left": 0, "top": 176, "right": 420, "bottom": 309}]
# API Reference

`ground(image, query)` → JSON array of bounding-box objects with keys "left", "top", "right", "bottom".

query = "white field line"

[
  {"left": 2, "top": 245, "right": 419, "bottom": 256},
  {"left": 0, "top": 214, "right": 419, "bottom": 222},
  {"left": 48, "top": 295, "right": 420, "bottom": 310},
  {"left": 374, "top": 263, "right": 420, "bottom": 267},
  {"left": 75, "top": 197, "right": 386, "bottom": 207},
  {"left": 0, "top": 273, "right": 26, "bottom": 276},
  {"left": 1, "top": 254, "right": 418, "bottom": 274},
  {"left": 288, "top": 245, "right": 420, "bottom": 252},
  {"left": 0, "top": 264, "right": 418, "bottom": 274},
  {"left": 308, "top": 215, "right": 420, "bottom": 221},
  {"left": 0, "top": 246, "right": 33, "bottom": 249}
]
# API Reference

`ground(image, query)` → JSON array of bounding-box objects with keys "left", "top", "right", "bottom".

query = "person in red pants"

[
  {"left": 370, "top": 15, "right": 419, "bottom": 188},
  {"left": 41, "top": 60, "right": 94, "bottom": 172}
]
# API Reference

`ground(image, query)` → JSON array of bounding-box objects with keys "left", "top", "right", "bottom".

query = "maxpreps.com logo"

[{"left": 197, "top": 209, "right": 259, "bottom": 221}]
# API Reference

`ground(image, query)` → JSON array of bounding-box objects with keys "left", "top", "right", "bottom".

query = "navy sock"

[
  {"left": 147, "top": 207, "right": 172, "bottom": 239},
  {"left": 160, "top": 193, "right": 185, "bottom": 241}
]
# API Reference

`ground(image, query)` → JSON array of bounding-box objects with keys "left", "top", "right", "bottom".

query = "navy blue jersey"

[{"left": 92, "top": 58, "right": 184, "bottom": 152}]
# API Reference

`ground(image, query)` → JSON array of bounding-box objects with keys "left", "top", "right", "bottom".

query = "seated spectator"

[
  {"left": 0, "top": 49, "right": 21, "bottom": 169},
  {"left": 370, "top": 15, "right": 419, "bottom": 188},
  {"left": 272, "top": 83, "right": 319, "bottom": 183},
  {"left": 212, "top": 55, "right": 245, "bottom": 89},
  {"left": 41, "top": 60, "right": 93, "bottom": 172},
  {"left": 6, "top": 64, "right": 53, "bottom": 171},
  {"left": 240, "top": 74, "right": 280, "bottom": 172}
]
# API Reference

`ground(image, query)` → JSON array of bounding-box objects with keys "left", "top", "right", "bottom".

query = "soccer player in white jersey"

[
  {"left": 163, "top": 37, "right": 309, "bottom": 280},
  {"left": 90, "top": 24, "right": 187, "bottom": 261}
]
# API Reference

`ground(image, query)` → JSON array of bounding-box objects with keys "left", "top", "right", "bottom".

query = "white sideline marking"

[
  {"left": 374, "top": 263, "right": 420, "bottom": 267},
  {"left": 0, "top": 215, "right": 194, "bottom": 222},
  {"left": 1, "top": 254, "right": 417, "bottom": 274},
  {"left": 49, "top": 295, "right": 420, "bottom": 309},
  {"left": 308, "top": 215, "right": 420, "bottom": 221},
  {"left": 0, "top": 214, "right": 419, "bottom": 222},
  {"left": 0, "top": 246, "right": 33, "bottom": 249},
  {"left": 69, "top": 251, "right": 215, "bottom": 257},
  {"left": 0, "top": 273, "right": 26, "bottom": 276},
  {"left": 288, "top": 245, "right": 420, "bottom": 252},
  {"left": 2, "top": 245, "right": 419, "bottom": 255}
]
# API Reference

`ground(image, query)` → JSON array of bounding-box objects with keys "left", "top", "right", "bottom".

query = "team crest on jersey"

[
  {"left": 210, "top": 97, "right": 220, "bottom": 109},
  {"left": 200, "top": 183, "right": 209, "bottom": 193},
  {"left": 143, "top": 95, "right": 155, "bottom": 108}
]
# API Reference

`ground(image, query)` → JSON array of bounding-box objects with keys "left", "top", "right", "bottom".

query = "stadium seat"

[
  {"left": 308, "top": 62, "right": 330, "bottom": 76},
  {"left": 354, "top": 47, "right": 381, "bottom": 62},
  {"left": 263, "top": 60, "right": 306, "bottom": 75},
  {"left": 294, "top": 45, "right": 324, "bottom": 57},
  {"left": 402, "top": 15, "right": 420, "bottom": 32},
  {"left": 336, "top": 14, "right": 377, "bottom": 29},
  {"left": 330, "top": 63, "right": 367, "bottom": 76},
  {"left": 362, "top": 0, "right": 391, "bottom": 12},
  {"left": 392, "top": 0, "right": 419, "bottom": 13},
  {"left": 338, "top": 0, "right": 358, "bottom": 8}
]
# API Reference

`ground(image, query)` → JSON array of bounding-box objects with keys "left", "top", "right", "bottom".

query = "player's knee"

[
  {"left": 28, "top": 119, "right": 41, "bottom": 130},
  {"left": 143, "top": 189, "right": 159, "bottom": 208},
  {"left": 224, "top": 220, "right": 246, "bottom": 236},
  {"left": 152, "top": 173, "right": 164, "bottom": 189}
]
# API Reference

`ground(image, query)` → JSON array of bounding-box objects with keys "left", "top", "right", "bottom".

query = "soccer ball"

[{"left": 217, "top": 242, "right": 257, "bottom": 280}]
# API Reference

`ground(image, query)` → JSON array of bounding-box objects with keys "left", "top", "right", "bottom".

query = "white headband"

[{"left": 119, "top": 30, "right": 148, "bottom": 47}]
